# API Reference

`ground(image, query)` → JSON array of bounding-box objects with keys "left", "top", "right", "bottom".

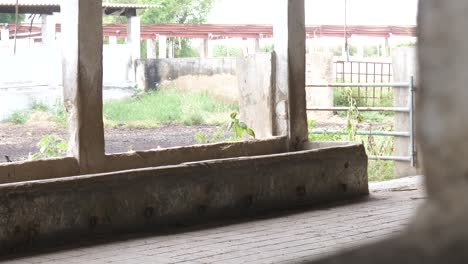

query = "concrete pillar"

[
  {"left": 127, "top": 16, "right": 140, "bottom": 83},
  {"left": 127, "top": 16, "right": 141, "bottom": 61},
  {"left": 0, "top": 27, "right": 9, "bottom": 47},
  {"left": 158, "top": 35, "right": 167, "bottom": 58},
  {"left": 273, "top": 0, "right": 308, "bottom": 150},
  {"left": 108, "top": 36, "right": 117, "bottom": 45},
  {"left": 246, "top": 38, "right": 258, "bottom": 54},
  {"left": 202, "top": 38, "right": 212, "bottom": 58},
  {"left": 168, "top": 39, "right": 174, "bottom": 58},
  {"left": 61, "top": 0, "right": 105, "bottom": 174},
  {"left": 41, "top": 14, "right": 56, "bottom": 46},
  {"left": 306, "top": 53, "right": 334, "bottom": 120},
  {"left": 383, "top": 37, "right": 390, "bottom": 57},
  {"left": 146, "top": 39, "right": 156, "bottom": 59}
]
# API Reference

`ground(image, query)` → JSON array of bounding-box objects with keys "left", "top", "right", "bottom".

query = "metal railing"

[
  {"left": 334, "top": 60, "right": 393, "bottom": 106},
  {"left": 306, "top": 77, "right": 416, "bottom": 166}
]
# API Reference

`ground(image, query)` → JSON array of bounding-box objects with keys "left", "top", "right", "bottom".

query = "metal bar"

[
  {"left": 306, "top": 83, "right": 410, "bottom": 88},
  {"left": 307, "top": 106, "right": 410, "bottom": 112},
  {"left": 309, "top": 129, "right": 411, "bottom": 137},
  {"left": 369, "top": 155, "right": 412, "bottom": 162},
  {"left": 410, "top": 76, "right": 416, "bottom": 167}
]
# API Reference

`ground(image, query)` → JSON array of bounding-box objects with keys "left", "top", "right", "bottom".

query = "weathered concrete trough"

[{"left": 0, "top": 142, "right": 368, "bottom": 254}]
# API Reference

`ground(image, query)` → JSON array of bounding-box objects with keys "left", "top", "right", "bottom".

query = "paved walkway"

[{"left": 2, "top": 177, "right": 425, "bottom": 264}]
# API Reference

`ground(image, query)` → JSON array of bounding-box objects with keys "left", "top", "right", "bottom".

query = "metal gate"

[{"left": 306, "top": 77, "right": 416, "bottom": 167}]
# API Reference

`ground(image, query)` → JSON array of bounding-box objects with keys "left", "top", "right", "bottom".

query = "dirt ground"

[
  {"left": 0, "top": 114, "right": 392, "bottom": 164},
  {"left": 0, "top": 121, "right": 221, "bottom": 164}
]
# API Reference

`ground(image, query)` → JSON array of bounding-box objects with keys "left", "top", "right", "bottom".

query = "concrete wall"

[
  {"left": 103, "top": 44, "right": 133, "bottom": 86},
  {"left": 0, "top": 43, "right": 134, "bottom": 87},
  {"left": 0, "top": 143, "right": 368, "bottom": 254},
  {"left": 0, "top": 46, "right": 62, "bottom": 86},
  {"left": 137, "top": 57, "right": 238, "bottom": 102},
  {"left": 0, "top": 137, "right": 288, "bottom": 184},
  {"left": 306, "top": 53, "right": 334, "bottom": 120}
]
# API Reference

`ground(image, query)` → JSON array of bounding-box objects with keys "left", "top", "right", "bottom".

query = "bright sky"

[{"left": 209, "top": 0, "right": 418, "bottom": 25}]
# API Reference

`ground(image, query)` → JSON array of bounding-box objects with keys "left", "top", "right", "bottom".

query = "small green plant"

[
  {"left": 194, "top": 112, "right": 256, "bottom": 144},
  {"left": 5, "top": 110, "right": 30, "bottom": 124},
  {"left": 30, "top": 134, "right": 67, "bottom": 160},
  {"left": 228, "top": 112, "right": 255, "bottom": 140},
  {"left": 344, "top": 88, "right": 363, "bottom": 141},
  {"left": 194, "top": 127, "right": 226, "bottom": 144},
  {"left": 29, "top": 98, "right": 50, "bottom": 112}
]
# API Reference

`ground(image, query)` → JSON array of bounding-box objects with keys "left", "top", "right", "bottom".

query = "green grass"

[
  {"left": 309, "top": 121, "right": 395, "bottom": 182},
  {"left": 2, "top": 98, "right": 67, "bottom": 126},
  {"left": 5, "top": 110, "right": 30, "bottom": 124},
  {"left": 103, "top": 89, "right": 239, "bottom": 128},
  {"left": 334, "top": 87, "right": 394, "bottom": 108}
]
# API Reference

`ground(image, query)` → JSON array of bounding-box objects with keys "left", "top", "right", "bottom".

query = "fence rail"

[{"left": 307, "top": 79, "right": 416, "bottom": 166}]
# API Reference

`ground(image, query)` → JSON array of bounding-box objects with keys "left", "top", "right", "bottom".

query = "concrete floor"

[{"left": 1, "top": 177, "right": 424, "bottom": 264}]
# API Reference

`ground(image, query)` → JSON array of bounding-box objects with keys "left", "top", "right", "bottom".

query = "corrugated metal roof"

[{"left": 0, "top": 0, "right": 157, "bottom": 9}]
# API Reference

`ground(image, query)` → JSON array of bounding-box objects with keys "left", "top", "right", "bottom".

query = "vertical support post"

[
  {"left": 168, "top": 39, "right": 174, "bottom": 58},
  {"left": 0, "top": 26, "right": 9, "bottom": 47},
  {"left": 203, "top": 38, "right": 211, "bottom": 58},
  {"left": 146, "top": 38, "right": 157, "bottom": 59},
  {"left": 127, "top": 15, "right": 140, "bottom": 83},
  {"left": 383, "top": 37, "right": 390, "bottom": 57},
  {"left": 273, "top": 0, "right": 308, "bottom": 150},
  {"left": 109, "top": 36, "right": 117, "bottom": 45},
  {"left": 41, "top": 15, "right": 56, "bottom": 46},
  {"left": 62, "top": 0, "right": 105, "bottom": 174},
  {"left": 255, "top": 38, "right": 260, "bottom": 53},
  {"left": 127, "top": 16, "right": 141, "bottom": 61},
  {"left": 158, "top": 35, "right": 167, "bottom": 58},
  {"left": 409, "top": 76, "right": 416, "bottom": 167}
]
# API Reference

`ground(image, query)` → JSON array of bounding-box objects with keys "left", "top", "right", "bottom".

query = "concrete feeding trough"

[{"left": 0, "top": 140, "right": 368, "bottom": 253}]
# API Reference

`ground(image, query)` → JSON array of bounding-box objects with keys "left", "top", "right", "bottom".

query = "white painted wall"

[{"left": 0, "top": 41, "right": 133, "bottom": 86}]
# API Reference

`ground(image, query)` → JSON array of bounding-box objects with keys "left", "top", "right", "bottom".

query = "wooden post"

[
  {"left": 62, "top": 0, "right": 105, "bottom": 174},
  {"left": 273, "top": 0, "right": 308, "bottom": 150}
]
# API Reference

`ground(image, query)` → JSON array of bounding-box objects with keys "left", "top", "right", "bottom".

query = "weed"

[
  {"left": 194, "top": 112, "right": 255, "bottom": 144},
  {"left": 227, "top": 112, "right": 255, "bottom": 140},
  {"left": 5, "top": 110, "right": 30, "bottom": 124},
  {"left": 30, "top": 134, "right": 67, "bottom": 160}
]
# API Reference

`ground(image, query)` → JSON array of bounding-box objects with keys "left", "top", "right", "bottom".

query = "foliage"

[
  {"left": 309, "top": 87, "right": 395, "bottom": 181},
  {"left": 0, "top": 13, "right": 25, "bottom": 24},
  {"left": 212, "top": 45, "right": 244, "bottom": 57},
  {"left": 334, "top": 86, "right": 394, "bottom": 108},
  {"left": 194, "top": 112, "right": 255, "bottom": 144},
  {"left": 260, "top": 44, "right": 274, "bottom": 53},
  {"left": 138, "top": 0, "right": 212, "bottom": 25},
  {"left": 194, "top": 127, "right": 225, "bottom": 144},
  {"left": 103, "top": 89, "right": 239, "bottom": 128},
  {"left": 228, "top": 112, "right": 255, "bottom": 140},
  {"left": 5, "top": 110, "right": 29, "bottom": 124},
  {"left": 364, "top": 45, "right": 380, "bottom": 57},
  {"left": 30, "top": 134, "right": 67, "bottom": 160},
  {"left": 105, "top": 0, "right": 213, "bottom": 58},
  {"left": 397, "top": 41, "right": 417, "bottom": 48}
]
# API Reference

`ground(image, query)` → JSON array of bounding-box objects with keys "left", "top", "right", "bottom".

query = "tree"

[
  {"left": 0, "top": 13, "right": 25, "bottom": 24},
  {"left": 139, "top": 0, "right": 212, "bottom": 24},
  {"left": 106, "top": 0, "right": 213, "bottom": 58}
]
